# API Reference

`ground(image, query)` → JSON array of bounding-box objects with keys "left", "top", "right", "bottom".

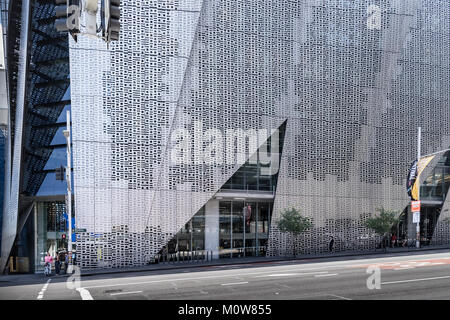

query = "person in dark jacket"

[
  {"left": 54, "top": 254, "right": 61, "bottom": 275},
  {"left": 329, "top": 236, "right": 335, "bottom": 253},
  {"left": 64, "top": 253, "right": 69, "bottom": 273}
]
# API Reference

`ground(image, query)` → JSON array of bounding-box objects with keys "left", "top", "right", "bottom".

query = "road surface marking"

[
  {"left": 382, "top": 275, "right": 450, "bottom": 285},
  {"left": 82, "top": 268, "right": 339, "bottom": 289},
  {"left": 110, "top": 291, "right": 143, "bottom": 296},
  {"left": 315, "top": 273, "right": 338, "bottom": 278},
  {"left": 260, "top": 273, "right": 297, "bottom": 277},
  {"left": 350, "top": 257, "right": 450, "bottom": 270},
  {"left": 328, "top": 294, "right": 351, "bottom": 300},
  {"left": 81, "top": 254, "right": 450, "bottom": 290},
  {"left": 221, "top": 282, "right": 249, "bottom": 286},
  {"left": 37, "top": 279, "right": 51, "bottom": 300},
  {"left": 255, "top": 271, "right": 328, "bottom": 278},
  {"left": 76, "top": 288, "right": 94, "bottom": 300}
]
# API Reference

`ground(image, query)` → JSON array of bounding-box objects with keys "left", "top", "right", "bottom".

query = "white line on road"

[
  {"left": 221, "top": 282, "right": 249, "bottom": 286},
  {"left": 315, "top": 273, "right": 338, "bottom": 278},
  {"left": 382, "top": 275, "right": 450, "bottom": 285},
  {"left": 110, "top": 291, "right": 143, "bottom": 296},
  {"left": 80, "top": 252, "right": 450, "bottom": 291},
  {"left": 254, "top": 271, "right": 328, "bottom": 278},
  {"left": 82, "top": 269, "right": 337, "bottom": 289},
  {"left": 328, "top": 294, "right": 352, "bottom": 300},
  {"left": 259, "top": 273, "right": 298, "bottom": 277},
  {"left": 37, "top": 279, "right": 51, "bottom": 300},
  {"left": 76, "top": 288, "right": 94, "bottom": 300}
]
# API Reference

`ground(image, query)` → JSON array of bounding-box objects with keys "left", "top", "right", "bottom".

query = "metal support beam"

[
  {"left": 27, "top": 110, "right": 51, "bottom": 122},
  {"left": 36, "top": 35, "right": 68, "bottom": 47},
  {"left": 37, "top": 16, "right": 57, "bottom": 27},
  {"left": 35, "top": 57, "right": 70, "bottom": 67},
  {"left": 32, "top": 122, "right": 70, "bottom": 129},
  {"left": 36, "top": 143, "right": 68, "bottom": 150},
  {"left": 33, "top": 168, "right": 73, "bottom": 174},
  {"left": 24, "top": 149, "right": 46, "bottom": 160},
  {"left": 31, "top": 68, "right": 53, "bottom": 82},
  {"left": 34, "top": 79, "right": 70, "bottom": 89},
  {"left": 34, "top": 100, "right": 71, "bottom": 109}
]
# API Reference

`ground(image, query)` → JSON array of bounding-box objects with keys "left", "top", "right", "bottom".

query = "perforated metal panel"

[{"left": 70, "top": 0, "right": 450, "bottom": 269}]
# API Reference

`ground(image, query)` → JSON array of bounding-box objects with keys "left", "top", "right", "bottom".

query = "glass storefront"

[
  {"left": 166, "top": 207, "right": 205, "bottom": 253},
  {"left": 159, "top": 125, "right": 281, "bottom": 260},
  {"left": 34, "top": 201, "right": 74, "bottom": 272},
  {"left": 164, "top": 201, "right": 272, "bottom": 260},
  {"left": 219, "top": 201, "right": 272, "bottom": 258}
]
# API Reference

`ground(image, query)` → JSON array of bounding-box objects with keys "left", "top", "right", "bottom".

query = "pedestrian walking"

[
  {"left": 329, "top": 236, "right": 335, "bottom": 253},
  {"left": 391, "top": 234, "right": 397, "bottom": 248},
  {"left": 55, "top": 253, "right": 61, "bottom": 275},
  {"left": 44, "top": 252, "right": 53, "bottom": 276},
  {"left": 59, "top": 251, "right": 66, "bottom": 272},
  {"left": 64, "top": 253, "right": 69, "bottom": 273}
]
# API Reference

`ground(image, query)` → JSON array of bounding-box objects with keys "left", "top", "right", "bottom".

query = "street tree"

[
  {"left": 363, "top": 207, "right": 400, "bottom": 252},
  {"left": 277, "top": 208, "right": 313, "bottom": 257}
]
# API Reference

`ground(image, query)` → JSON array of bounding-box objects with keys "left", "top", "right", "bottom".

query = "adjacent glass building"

[{"left": 0, "top": 0, "right": 72, "bottom": 272}]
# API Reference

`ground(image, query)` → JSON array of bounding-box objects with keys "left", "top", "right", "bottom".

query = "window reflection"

[
  {"left": 420, "top": 151, "right": 450, "bottom": 201},
  {"left": 166, "top": 201, "right": 273, "bottom": 260}
]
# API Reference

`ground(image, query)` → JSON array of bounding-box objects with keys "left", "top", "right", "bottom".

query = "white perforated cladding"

[{"left": 69, "top": 0, "right": 450, "bottom": 269}]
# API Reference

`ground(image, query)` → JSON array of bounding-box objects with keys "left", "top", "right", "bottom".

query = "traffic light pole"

[{"left": 63, "top": 111, "right": 73, "bottom": 273}]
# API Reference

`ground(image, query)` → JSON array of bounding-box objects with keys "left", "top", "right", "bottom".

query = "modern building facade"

[
  {"left": 67, "top": 0, "right": 450, "bottom": 270},
  {"left": 1, "top": 0, "right": 450, "bottom": 272}
]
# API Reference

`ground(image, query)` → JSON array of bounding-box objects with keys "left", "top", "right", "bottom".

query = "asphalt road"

[{"left": 2, "top": 250, "right": 450, "bottom": 300}]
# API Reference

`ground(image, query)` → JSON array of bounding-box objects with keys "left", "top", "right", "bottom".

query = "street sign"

[
  {"left": 75, "top": 228, "right": 86, "bottom": 233},
  {"left": 413, "top": 212, "right": 420, "bottom": 223},
  {"left": 411, "top": 201, "right": 421, "bottom": 212}
]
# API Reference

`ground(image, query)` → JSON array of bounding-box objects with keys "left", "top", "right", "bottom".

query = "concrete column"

[{"left": 205, "top": 199, "right": 219, "bottom": 259}]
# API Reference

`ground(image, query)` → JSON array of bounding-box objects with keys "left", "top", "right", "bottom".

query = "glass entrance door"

[{"left": 219, "top": 200, "right": 272, "bottom": 259}]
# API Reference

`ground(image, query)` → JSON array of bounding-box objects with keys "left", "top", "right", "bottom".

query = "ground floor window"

[
  {"left": 166, "top": 207, "right": 206, "bottom": 254},
  {"left": 34, "top": 201, "right": 74, "bottom": 272},
  {"left": 163, "top": 200, "right": 272, "bottom": 260},
  {"left": 219, "top": 201, "right": 271, "bottom": 258}
]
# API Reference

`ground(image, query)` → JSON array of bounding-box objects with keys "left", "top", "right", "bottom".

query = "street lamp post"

[
  {"left": 416, "top": 127, "right": 421, "bottom": 248},
  {"left": 63, "top": 110, "right": 73, "bottom": 273}
]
